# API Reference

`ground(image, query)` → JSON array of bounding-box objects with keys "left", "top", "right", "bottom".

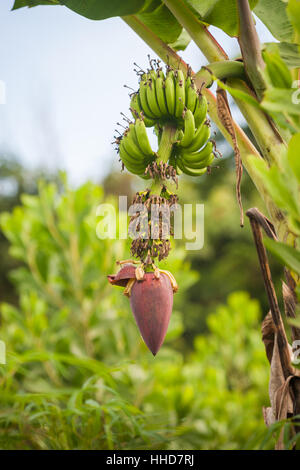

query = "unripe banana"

[
  {"left": 169, "top": 153, "right": 176, "bottom": 168},
  {"left": 176, "top": 129, "right": 184, "bottom": 143},
  {"left": 183, "top": 123, "right": 210, "bottom": 153},
  {"left": 119, "top": 144, "right": 147, "bottom": 174},
  {"left": 155, "top": 76, "right": 169, "bottom": 117},
  {"left": 140, "top": 173, "right": 151, "bottom": 180},
  {"left": 119, "top": 139, "right": 144, "bottom": 167},
  {"left": 122, "top": 125, "right": 145, "bottom": 161},
  {"left": 176, "top": 163, "right": 183, "bottom": 175},
  {"left": 139, "top": 79, "right": 157, "bottom": 119},
  {"left": 134, "top": 118, "right": 154, "bottom": 157},
  {"left": 148, "top": 68, "right": 158, "bottom": 82},
  {"left": 174, "top": 69, "right": 186, "bottom": 118},
  {"left": 179, "top": 109, "right": 196, "bottom": 148},
  {"left": 185, "top": 77, "right": 198, "bottom": 113},
  {"left": 165, "top": 70, "right": 176, "bottom": 116},
  {"left": 180, "top": 151, "right": 214, "bottom": 169},
  {"left": 130, "top": 92, "right": 155, "bottom": 127},
  {"left": 180, "top": 141, "right": 213, "bottom": 164},
  {"left": 177, "top": 157, "right": 208, "bottom": 177},
  {"left": 157, "top": 68, "right": 165, "bottom": 80},
  {"left": 129, "top": 92, "right": 142, "bottom": 119},
  {"left": 193, "top": 94, "right": 208, "bottom": 128},
  {"left": 146, "top": 77, "right": 162, "bottom": 118}
]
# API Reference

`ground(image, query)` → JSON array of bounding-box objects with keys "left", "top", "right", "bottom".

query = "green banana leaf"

[
  {"left": 254, "top": 0, "right": 294, "bottom": 42},
  {"left": 264, "top": 42, "right": 300, "bottom": 69},
  {"left": 264, "top": 238, "right": 300, "bottom": 277}
]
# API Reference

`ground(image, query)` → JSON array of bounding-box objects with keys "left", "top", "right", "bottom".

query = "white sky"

[{"left": 0, "top": 1, "right": 275, "bottom": 185}]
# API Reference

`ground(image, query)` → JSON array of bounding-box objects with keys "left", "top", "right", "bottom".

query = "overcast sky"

[{"left": 0, "top": 1, "right": 275, "bottom": 185}]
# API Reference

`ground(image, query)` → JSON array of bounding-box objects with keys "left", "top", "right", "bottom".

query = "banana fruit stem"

[
  {"left": 157, "top": 123, "right": 177, "bottom": 164},
  {"left": 151, "top": 123, "right": 177, "bottom": 195}
]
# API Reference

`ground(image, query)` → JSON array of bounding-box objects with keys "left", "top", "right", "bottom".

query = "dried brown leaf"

[{"left": 217, "top": 87, "right": 243, "bottom": 226}]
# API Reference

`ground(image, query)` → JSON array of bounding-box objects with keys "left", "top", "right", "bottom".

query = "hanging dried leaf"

[
  {"left": 261, "top": 312, "right": 300, "bottom": 449},
  {"left": 217, "top": 86, "right": 244, "bottom": 226}
]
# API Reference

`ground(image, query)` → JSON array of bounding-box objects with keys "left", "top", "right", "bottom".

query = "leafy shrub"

[{"left": 0, "top": 177, "right": 271, "bottom": 449}]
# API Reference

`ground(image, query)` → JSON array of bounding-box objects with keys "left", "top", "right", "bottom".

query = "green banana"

[
  {"left": 119, "top": 140, "right": 143, "bottom": 167},
  {"left": 179, "top": 109, "right": 196, "bottom": 148},
  {"left": 176, "top": 163, "right": 183, "bottom": 175},
  {"left": 140, "top": 173, "right": 151, "bottom": 180},
  {"left": 129, "top": 92, "right": 142, "bottom": 120},
  {"left": 180, "top": 141, "right": 213, "bottom": 164},
  {"left": 180, "top": 151, "right": 214, "bottom": 169},
  {"left": 185, "top": 77, "right": 198, "bottom": 113},
  {"left": 139, "top": 79, "right": 157, "bottom": 119},
  {"left": 146, "top": 77, "right": 162, "bottom": 118},
  {"left": 155, "top": 75, "right": 169, "bottom": 117},
  {"left": 130, "top": 92, "right": 155, "bottom": 127},
  {"left": 165, "top": 70, "right": 176, "bottom": 116},
  {"left": 183, "top": 123, "right": 210, "bottom": 153},
  {"left": 121, "top": 125, "right": 145, "bottom": 161},
  {"left": 174, "top": 69, "right": 186, "bottom": 118},
  {"left": 193, "top": 94, "right": 208, "bottom": 128},
  {"left": 177, "top": 157, "right": 208, "bottom": 177},
  {"left": 169, "top": 153, "right": 182, "bottom": 174},
  {"left": 134, "top": 118, "right": 154, "bottom": 157},
  {"left": 168, "top": 154, "right": 177, "bottom": 172},
  {"left": 119, "top": 144, "right": 147, "bottom": 174}
]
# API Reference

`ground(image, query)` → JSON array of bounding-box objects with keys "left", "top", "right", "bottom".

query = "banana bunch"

[
  {"left": 118, "top": 118, "right": 155, "bottom": 177},
  {"left": 130, "top": 66, "right": 206, "bottom": 127},
  {"left": 172, "top": 108, "right": 214, "bottom": 177}
]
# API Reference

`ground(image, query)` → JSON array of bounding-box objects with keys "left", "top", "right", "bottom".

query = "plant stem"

[
  {"left": 237, "top": 0, "right": 266, "bottom": 100},
  {"left": 207, "top": 61, "right": 247, "bottom": 82},
  {"left": 162, "top": 0, "right": 228, "bottom": 62},
  {"left": 227, "top": 78, "right": 286, "bottom": 165},
  {"left": 157, "top": 122, "right": 177, "bottom": 163},
  {"left": 122, "top": 15, "right": 189, "bottom": 71},
  {"left": 200, "top": 84, "right": 288, "bottom": 238}
]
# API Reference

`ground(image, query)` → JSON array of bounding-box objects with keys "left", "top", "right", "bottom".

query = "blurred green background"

[{"left": 0, "top": 141, "right": 284, "bottom": 449}]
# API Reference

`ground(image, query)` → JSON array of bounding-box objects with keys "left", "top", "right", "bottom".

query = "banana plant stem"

[{"left": 237, "top": 0, "right": 266, "bottom": 100}]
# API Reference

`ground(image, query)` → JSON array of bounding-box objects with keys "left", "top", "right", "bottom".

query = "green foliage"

[
  {"left": 179, "top": 0, "right": 258, "bottom": 36},
  {"left": 137, "top": 4, "right": 186, "bottom": 45},
  {"left": 287, "top": 0, "right": 300, "bottom": 38},
  {"left": 12, "top": 0, "right": 149, "bottom": 18},
  {"left": 264, "top": 42, "right": 300, "bottom": 69},
  {"left": 250, "top": 134, "right": 300, "bottom": 232},
  {"left": 249, "top": 133, "right": 300, "bottom": 306},
  {"left": 264, "top": 239, "right": 300, "bottom": 277},
  {"left": 12, "top": 0, "right": 59, "bottom": 8},
  {"left": 254, "top": 0, "right": 294, "bottom": 42},
  {"left": 170, "top": 153, "right": 283, "bottom": 337},
  {"left": 0, "top": 177, "right": 271, "bottom": 449}
]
